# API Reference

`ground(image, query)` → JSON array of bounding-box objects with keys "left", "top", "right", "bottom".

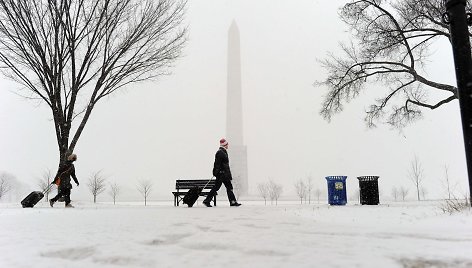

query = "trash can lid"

[
  {"left": 325, "top": 176, "right": 347, "bottom": 181},
  {"left": 357, "top": 176, "right": 379, "bottom": 181}
]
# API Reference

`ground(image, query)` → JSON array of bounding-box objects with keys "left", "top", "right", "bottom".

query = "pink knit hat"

[{"left": 219, "top": 138, "right": 228, "bottom": 146}]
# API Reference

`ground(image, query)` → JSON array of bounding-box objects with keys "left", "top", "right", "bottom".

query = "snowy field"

[{"left": 1, "top": 200, "right": 471, "bottom": 268}]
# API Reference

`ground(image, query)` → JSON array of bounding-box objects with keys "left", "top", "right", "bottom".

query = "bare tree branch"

[
  {"left": 257, "top": 183, "right": 269, "bottom": 205},
  {"left": 268, "top": 179, "right": 283, "bottom": 206},
  {"left": 317, "top": 0, "right": 467, "bottom": 128},
  {"left": 108, "top": 182, "right": 120, "bottom": 205},
  {"left": 0, "top": 172, "right": 13, "bottom": 199},
  {"left": 400, "top": 186, "right": 409, "bottom": 201},
  {"left": 294, "top": 179, "right": 306, "bottom": 204},
  {"left": 0, "top": 0, "right": 187, "bottom": 169}
]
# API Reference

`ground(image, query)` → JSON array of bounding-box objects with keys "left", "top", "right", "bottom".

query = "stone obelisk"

[{"left": 226, "top": 21, "right": 248, "bottom": 195}]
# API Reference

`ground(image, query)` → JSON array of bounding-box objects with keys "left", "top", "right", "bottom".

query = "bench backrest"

[{"left": 176, "top": 179, "right": 216, "bottom": 190}]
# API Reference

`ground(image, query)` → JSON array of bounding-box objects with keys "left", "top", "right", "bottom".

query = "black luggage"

[
  {"left": 21, "top": 184, "right": 54, "bottom": 208},
  {"left": 21, "top": 191, "right": 45, "bottom": 208},
  {"left": 182, "top": 186, "right": 202, "bottom": 207},
  {"left": 182, "top": 177, "right": 214, "bottom": 207}
]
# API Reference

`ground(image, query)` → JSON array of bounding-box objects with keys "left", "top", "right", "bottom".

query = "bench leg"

[{"left": 213, "top": 196, "right": 216, "bottom": 206}]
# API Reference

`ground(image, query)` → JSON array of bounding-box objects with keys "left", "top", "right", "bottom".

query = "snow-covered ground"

[{"left": 1, "top": 200, "right": 471, "bottom": 268}]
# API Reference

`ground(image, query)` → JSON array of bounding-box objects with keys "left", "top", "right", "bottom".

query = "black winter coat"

[
  {"left": 212, "top": 147, "right": 232, "bottom": 180},
  {"left": 54, "top": 160, "right": 79, "bottom": 190}
]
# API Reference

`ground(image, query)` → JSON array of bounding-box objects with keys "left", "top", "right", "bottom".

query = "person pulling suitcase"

[
  {"left": 50, "top": 153, "right": 80, "bottom": 208},
  {"left": 202, "top": 138, "right": 241, "bottom": 207}
]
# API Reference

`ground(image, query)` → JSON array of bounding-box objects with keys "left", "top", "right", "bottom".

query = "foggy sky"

[{"left": 0, "top": 0, "right": 468, "bottom": 202}]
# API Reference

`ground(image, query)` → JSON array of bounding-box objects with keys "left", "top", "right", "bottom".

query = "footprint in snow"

[
  {"left": 40, "top": 246, "right": 96, "bottom": 260},
  {"left": 146, "top": 233, "right": 192, "bottom": 246}
]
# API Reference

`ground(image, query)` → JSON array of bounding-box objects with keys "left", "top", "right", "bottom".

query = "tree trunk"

[{"left": 52, "top": 108, "right": 72, "bottom": 171}]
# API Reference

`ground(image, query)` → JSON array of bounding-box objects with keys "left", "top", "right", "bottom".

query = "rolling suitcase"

[
  {"left": 182, "top": 176, "right": 214, "bottom": 207},
  {"left": 182, "top": 186, "right": 202, "bottom": 207},
  {"left": 21, "top": 191, "right": 45, "bottom": 208},
  {"left": 21, "top": 184, "right": 53, "bottom": 208}
]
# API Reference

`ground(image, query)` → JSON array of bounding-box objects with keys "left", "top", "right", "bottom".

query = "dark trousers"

[
  {"left": 204, "top": 176, "right": 236, "bottom": 204},
  {"left": 51, "top": 188, "right": 71, "bottom": 205}
]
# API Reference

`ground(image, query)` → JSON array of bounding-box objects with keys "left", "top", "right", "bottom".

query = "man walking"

[{"left": 203, "top": 138, "right": 241, "bottom": 207}]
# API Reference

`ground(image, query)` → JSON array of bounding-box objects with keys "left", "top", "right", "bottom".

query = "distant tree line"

[
  {"left": 34, "top": 169, "right": 152, "bottom": 206},
  {"left": 293, "top": 176, "right": 323, "bottom": 204},
  {"left": 280, "top": 156, "right": 467, "bottom": 204},
  {"left": 257, "top": 179, "right": 283, "bottom": 205},
  {"left": 2, "top": 153, "right": 468, "bottom": 205}
]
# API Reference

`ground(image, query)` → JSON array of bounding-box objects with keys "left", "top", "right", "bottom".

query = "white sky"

[{"left": 0, "top": 0, "right": 469, "bottom": 202}]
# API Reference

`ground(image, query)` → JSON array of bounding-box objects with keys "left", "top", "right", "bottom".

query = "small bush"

[{"left": 439, "top": 196, "right": 470, "bottom": 214}]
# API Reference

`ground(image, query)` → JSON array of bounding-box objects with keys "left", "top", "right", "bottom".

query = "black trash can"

[{"left": 357, "top": 176, "right": 379, "bottom": 205}]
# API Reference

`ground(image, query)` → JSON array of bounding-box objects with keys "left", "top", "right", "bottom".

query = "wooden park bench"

[{"left": 172, "top": 179, "right": 217, "bottom": 206}]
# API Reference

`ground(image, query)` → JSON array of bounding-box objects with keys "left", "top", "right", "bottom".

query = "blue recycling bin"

[{"left": 325, "top": 176, "right": 347, "bottom": 205}]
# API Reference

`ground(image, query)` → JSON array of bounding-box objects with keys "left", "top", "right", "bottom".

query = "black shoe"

[
  {"left": 230, "top": 202, "right": 241, "bottom": 207},
  {"left": 49, "top": 199, "right": 54, "bottom": 207},
  {"left": 202, "top": 201, "right": 212, "bottom": 207}
]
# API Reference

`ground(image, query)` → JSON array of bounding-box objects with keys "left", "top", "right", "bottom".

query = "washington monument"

[{"left": 226, "top": 21, "right": 248, "bottom": 195}]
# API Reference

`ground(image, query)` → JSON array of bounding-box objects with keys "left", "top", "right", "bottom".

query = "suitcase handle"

[
  {"left": 202, "top": 176, "right": 215, "bottom": 189},
  {"left": 43, "top": 183, "right": 55, "bottom": 195}
]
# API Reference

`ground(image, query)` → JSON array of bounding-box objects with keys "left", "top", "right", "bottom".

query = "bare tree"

[
  {"left": 257, "top": 183, "right": 269, "bottom": 205},
  {"left": 37, "top": 169, "right": 54, "bottom": 202},
  {"left": 315, "top": 188, "right": 323, "bottom": 203},
  {"left": 87, "top": 171, "right": 107, "bottom": 203},
  {"left": 442, "top": 165, "right": 452, "bottom": 200},
  {"left": 391, "top": 186, "right": 399, "bottom": 202},
  {"left": 317, "top": 0, "right": 467, "bottom": 128},
  {"left": 306, "top": 175, "right": 314, "bottom": 204},
  {"left": 0, "top": 0, "right": 187, "bottom": 170},
  {"left": 0, "top": 172, "right": 13, "bottom": 200},
  {"left": 274, "top": 184, "right": 283, "bottom": 205},
  {"left": 108, "top": 182, "right": 120, "bottom": 205},
  {"left": 421, "top": 186, "right": 428, "bottom": 201},
  {"left": 400, "top": 186, "right": 409, "bottom": 201},
  {"left": 137, "top": 180, "right": 153, "bottom": 206},
  {"left": 268, "top": 180, "right": 283, "bottom": 206},
  {"left": 294, "top": 179, "right": 306, "bottom": 204},
  {"left": 408, "top": 156, "right": 424, "bottom": 201},
  {"left": 440, "top": 165, "right": 458, "bottom": 200}
]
